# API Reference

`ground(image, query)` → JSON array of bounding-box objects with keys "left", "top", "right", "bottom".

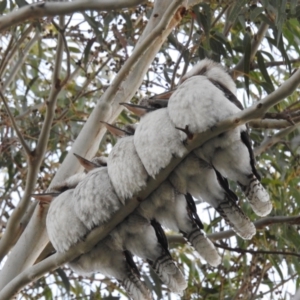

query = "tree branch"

[
  {"left": 0, "top": 91, "right": 32, "bottom": 156},
  {"left": 1, "top": 67, "right": 300, "bottom": 296},
  {"left": 232, "top": 22, "right": 269, "bottom": 80},
  {"left": 0, "top": 25, "right": 33, "bottom": 77},
  {"left": 250, "top": 59, "right": 300, "bottom": 70},
  {"left": 214, "top": 243, "right": 300, "bottom": 259},
  {"left": 167, "top": 215, "right": 300, "bottom": 244},
  {"left": 0, "top": 16, "right": 66, "bottom": 285},
  {"left": 0, "top": 0, "right": 148, "bottom": 32},
  {"left": 1, "top": 31, "right": 41, "bottom": 90},
  {"left": 254, "top": 124, "right": 300, "bottom": 156},
  {"left": 249, "top": 117, "right": 300, "bottom": 129}
]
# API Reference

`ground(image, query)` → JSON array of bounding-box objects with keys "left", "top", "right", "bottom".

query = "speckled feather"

[
  {"left": 73, "top": 167, "right": 122, "bottom": 230},
  {"left": 46, "top": 174, "right": 89, "bottom": 253},
  {"left": 134, "top": 108, "right": 187, "bottom": 178},
  {"left": 107, "top": 136, "right": 148, "bottom": 203},
  {"left": 168, "top": 76, "right": 241, "bottom": 141}
]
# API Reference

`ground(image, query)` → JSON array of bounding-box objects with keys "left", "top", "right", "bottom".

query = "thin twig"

[
  {"left": 0, "top": 16, "right": 65, "bottom": 266},
  {"left": 51, "top": 20, "right": 71, "bottom": 86},
  {"left": 214, "top": 243, "right": 300, "bottom": 259},
  {"left": 0, "top": 0, "right": 148, "bottom": 32},
  {"left": 170, "top": 17, "right": 194, "bottom": 89},
  {"left": 232, "top": 22, "right": 269, "bottom": 80},
  {"left": 254, "top": 124, "right": 300, "bottom": 156},
  {"left": 0, "top": 91, "right": 32, "bottom": 156},
  {"left": 249, "top": 117, "right": 300, "bottom": 129},
  {"left": 2, "top": 31, "right": 41, "bottom": 91},
  {"left": 250, "top": 59, "right": 300, "bottom": 70},
  {"left": 210, "top": 4, "right": 228, "bottom": 28}
]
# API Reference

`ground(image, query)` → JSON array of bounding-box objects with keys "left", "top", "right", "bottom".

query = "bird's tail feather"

[
  {"left": 148, "top": 254, "right": 187, "bottom": 294},
  {"left": 120, "top": 270, "right": 153, "bottom": 300},
  {"left": 244, "top": 176, "right": 272, "bottom": 217},
  {"left": 216, "top": 196, "right": 256, "bottom": 239},
  {"left": 186, "top": 227, "right": 221, "bottom": 267}
]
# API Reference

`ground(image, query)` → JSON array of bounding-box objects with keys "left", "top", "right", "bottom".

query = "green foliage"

[{"left": 1, "top": 1, "right": 300, "bottom": 299}]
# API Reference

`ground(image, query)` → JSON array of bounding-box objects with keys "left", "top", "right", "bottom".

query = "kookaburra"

[
  {"left": 74, "top": 153, "right": 187, "bottom": 295},
  {"left": 38, "top": 173, "right": 89, "bottom": 253},
  {"left": 169, "top": 152, "right": 256, "bottom": 239},
  {"left": 166, "top": 58, "right": 271, "bottom": 217},
  {"left": 35, "top": 174, "right": 151, "bottom": 300},
  {"left": 121, "top": 104, "right": 188, "bottom": 178}
]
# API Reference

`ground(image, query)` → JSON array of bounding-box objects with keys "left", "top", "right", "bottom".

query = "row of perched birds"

[{"left": 34, "top": 59, "right": 272, "bottom": 300}]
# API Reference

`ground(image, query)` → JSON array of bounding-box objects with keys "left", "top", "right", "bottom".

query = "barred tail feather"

[
  {"left": 149, "top": 254, "right": 187, "bottom": 294},
  {"left": 244, "top": 177, "right": 272, "bottom": 217},
  {"left": 120, "top": 271, "right": 152, "bottom": 300},
  {"left": 186, "top": 228, "right": 221, "bottom": 267},
  {"left": 216, "top": 197, "right": 256, "bottom": 239}
]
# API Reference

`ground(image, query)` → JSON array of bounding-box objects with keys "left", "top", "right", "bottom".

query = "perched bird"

[
  {"left": 167, "top": 58, "right": 271, "bottom": 217},
  {"left": 137, "top": 180, "right": 222, "bottom": 266},
  {"left": 121, "top": 103, "right": 187, "bottom": 178},
  {"left": 104, "top": 122, "right": 220, "bottom": 265},
  {"left": 35, "top": 173, "right": 152, "bottom": 300},
  {"left": 106, "top": 122, "right": 149, "bottom": 204},
  {"left": 34, "top": 173, "right": 89, "bottom": 253},
  {"left": 74, "top": 154, "right": 187, "bottom": 295},
  {"left": 169, "top": 152, "right": 256, "bottom": 239}
]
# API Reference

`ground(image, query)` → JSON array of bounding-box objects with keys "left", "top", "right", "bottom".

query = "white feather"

[
  {"left": 134, "top": 108, "right": 187, "bottom": 178},
  {"left": 168, "top": 76, "right": 240, "bottom": 141},
  {"left": 46, "top": 174, "right": 88, "bottom": 253},
  {"left": 73, "top": 167, "right": 122, "bottom": 230},
  {"left": 108, "top": 136, "right": 148, "bottom": 203}
]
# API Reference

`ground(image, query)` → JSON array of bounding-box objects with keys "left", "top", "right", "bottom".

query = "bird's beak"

[
  {"left": 119, "top": 102, "right": 154, "bottom": 117},
  {"left": 101, "top": 121, "right": 131, "bottom": 137},
  {"left": 149, "top": 90, "right": 174, "bottom": 100},
  {"left": 73, "top": 153, "right": 98, "bottom": 171},
  {"left": 31, "top": 192, "right": 60, "bottom": 203}
]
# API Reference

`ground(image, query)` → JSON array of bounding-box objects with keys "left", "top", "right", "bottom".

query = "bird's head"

[{"left": 180, "top": 58, "right": 236, "bottom": 95}]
